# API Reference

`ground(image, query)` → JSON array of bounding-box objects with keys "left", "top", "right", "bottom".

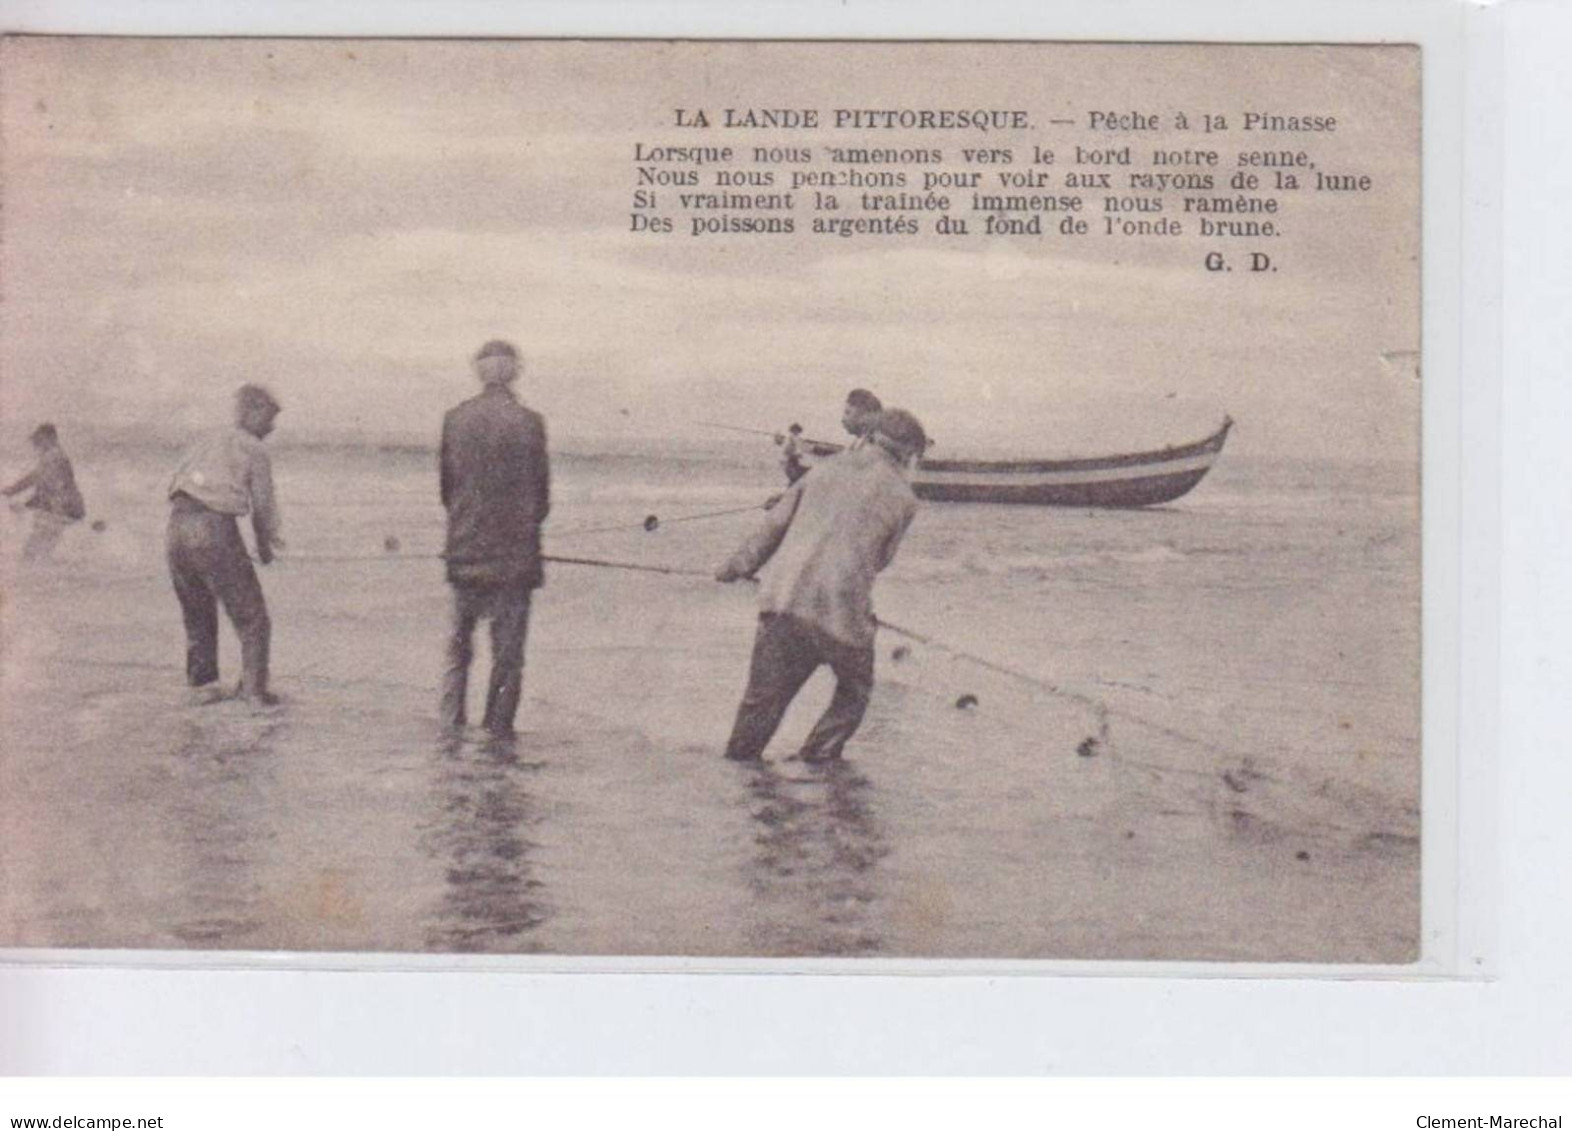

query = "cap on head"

[
  {"left": 473, "top": 339, "right": 520, "bottom": 385},
  {"left": 236, "top": 384, "right": 281, "bottom": 417},
  {"left": 475, "top": 339, "right": 519, "bottom": 363},
  {"left": 29, "top": 422, "right": 59, "bottom": 445},
  {"left": 872, "top": 407, "right": 928, "bottom": 459},
  {"left": 845, "top": 388, "right": 883, "bottom": 413}
]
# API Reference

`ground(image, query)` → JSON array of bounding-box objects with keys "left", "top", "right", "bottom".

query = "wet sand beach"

[{"left": 0, "top": 444, "right": 1420, "bottom": 961}]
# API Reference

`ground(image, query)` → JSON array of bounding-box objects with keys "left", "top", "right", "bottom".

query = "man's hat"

[
  {"left": 236, "top": 384, "right": 281, "bottom": 415},
  {"left": 29, "top": 422, "right": 58, "bottom": 443},
  {"left": 872, "top": 408, "right": 927, "bottom": 457},
  {"left": 474, "top": 339, "right": 519, "bottom": 362}
]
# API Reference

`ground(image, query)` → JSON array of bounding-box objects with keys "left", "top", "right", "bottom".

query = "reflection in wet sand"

[
  {"left": 740, "top": 760, "right": 889, "bottom": 957},
  {"left": 419, "top": 735, "right": 549, "bottom": 952},
  {"left": 165, "top": 713, "right": 283, "bottom": 947}
]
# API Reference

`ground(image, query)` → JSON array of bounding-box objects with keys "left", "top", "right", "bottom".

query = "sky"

[{"left": 0, "top": 40, "right": 1419, "bottom": 460}]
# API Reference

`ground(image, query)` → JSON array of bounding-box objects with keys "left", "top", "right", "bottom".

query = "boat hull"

[{"left": 912, "top": 418, "right": 1232, "bottom": 508}]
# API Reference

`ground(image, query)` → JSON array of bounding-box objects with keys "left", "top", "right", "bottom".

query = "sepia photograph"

[{"left": 0, "top": 37, "right": 1422, "bottom": 963}]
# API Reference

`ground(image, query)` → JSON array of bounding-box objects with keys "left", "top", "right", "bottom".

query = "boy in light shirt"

[{"left": 166, "top": 384, "right": 284, "bottom": 705}]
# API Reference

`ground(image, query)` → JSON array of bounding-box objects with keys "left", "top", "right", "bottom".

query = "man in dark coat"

[{"left": 439, "top": 339, "right": 551, "bottom": 736}]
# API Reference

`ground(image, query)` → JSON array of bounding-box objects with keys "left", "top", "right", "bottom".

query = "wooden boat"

[{"left": 911, "top": 416, "right": 1233, "bottom": 507}]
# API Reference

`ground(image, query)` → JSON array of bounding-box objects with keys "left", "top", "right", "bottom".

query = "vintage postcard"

[{"left": 0, "top": 38, "right": 1420, "bottom": 963}]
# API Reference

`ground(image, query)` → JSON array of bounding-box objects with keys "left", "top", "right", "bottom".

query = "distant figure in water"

[
  {"left": 837, "top": 387, "right": 883, "bottom": 453},
  {"left": 773, "top": 388, "right": 882, "bottom": 490},
  {"left": 166, "top": 385, "right": 285, "bottom": 706},
  {"left": 3, "top": 423, "right": 86, "bottom": 562},
  {"left": 779, "top": 423, "right": 809, "bottom": 485},
  {"left": 439, "top": 339, "right": 551, "bottom": 737},
  {"left": 716, "top": 407, "right": 926, "bottom": 763}
]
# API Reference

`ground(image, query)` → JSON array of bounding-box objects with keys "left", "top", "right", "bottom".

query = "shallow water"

[{"left": 0, "top": 445, "right": 1420, "bottom": 960}]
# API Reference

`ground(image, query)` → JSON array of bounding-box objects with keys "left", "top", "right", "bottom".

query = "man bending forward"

[{"left": 716, "top": 408, "right": 926, "bottom": 763}]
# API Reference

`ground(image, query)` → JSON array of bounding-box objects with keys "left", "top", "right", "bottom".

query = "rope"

[
  {"left": 280, "top": 552, "right": 435, "bottom": 564},
  {"left": 871, "top": 616, "right": 1251, "bottom": 770},
  {"left": 871, "top": 619, "right": 1108, "bottom": 716},
  {"left": 553, "top": 504, "right": 764, "bottom": 540},
  {"left": 280, "top": 503, "right": 767, "bottom": 560},
  {"left": 281, "top": 551, "right": 715, "bottom": 578},
  {"left": 543, "top": 554, "right": 713, "bottom": 579}
]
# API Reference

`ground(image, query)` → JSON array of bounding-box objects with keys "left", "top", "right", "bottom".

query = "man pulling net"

[{"left": 716, "top": 407, "right": 927, "bottom": 764}]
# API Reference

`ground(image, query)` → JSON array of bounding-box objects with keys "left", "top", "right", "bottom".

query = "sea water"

[{"left": 0, "top": 440, "right": 1419, "bottom": 960}]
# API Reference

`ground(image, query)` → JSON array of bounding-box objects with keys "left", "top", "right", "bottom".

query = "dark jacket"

[{"left": 440, "top": 385, "right": 550, "bottom": 587}]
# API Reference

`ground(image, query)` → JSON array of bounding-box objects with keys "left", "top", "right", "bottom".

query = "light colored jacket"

[
  {"left": 721, "top": 447, "right": 917, "bottom": 648},
  {"left": 168, "top": 427, "right": 281, "bottom": 547}
]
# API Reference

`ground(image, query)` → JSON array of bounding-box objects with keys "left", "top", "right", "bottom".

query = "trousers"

[
  {"left": 166, "top": 499, "right": 271, "bottom": 695},
  {"left": 440, "top": 577, "right": 534, "bottom": 734},
  {"left": 724, "top": 613, "right": 876, "bottom": 763}
]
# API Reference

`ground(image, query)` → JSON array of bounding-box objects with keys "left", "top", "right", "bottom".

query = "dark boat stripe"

[{"left": 912, "top": 465, "right": 1214, "bottom": 508}]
